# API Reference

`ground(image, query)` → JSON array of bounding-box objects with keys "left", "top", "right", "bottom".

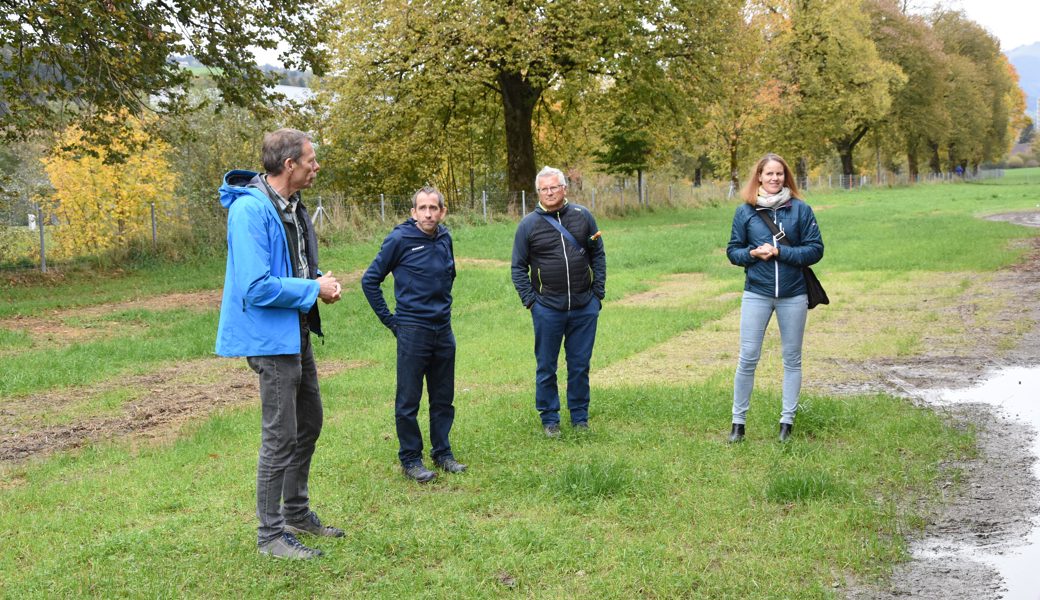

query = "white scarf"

[{"left": 756, "top": 186, "right": 791, "bottom": 209}]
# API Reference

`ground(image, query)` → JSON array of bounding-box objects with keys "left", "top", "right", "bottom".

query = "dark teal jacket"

[
  {"left": 362, "top": 219, "right": 455, "bottom": 332},
  {"left": 726, "top": 199, "right": 824, "bottom": 298}
]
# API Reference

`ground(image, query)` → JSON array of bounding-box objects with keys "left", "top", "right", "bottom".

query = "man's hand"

[{"left": 317, "top": 272, "right": 342, "bottom": 304}]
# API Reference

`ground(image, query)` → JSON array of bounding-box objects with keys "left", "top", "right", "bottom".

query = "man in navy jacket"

[
  {"left": 216, "top": 129, "right": 344, "bottom": 560},
  {"left": 511, "top": 167, "right": 606, "bottom": 437},
  {"left": 362, "top": 186, "right": 465, "bottom": 482}
]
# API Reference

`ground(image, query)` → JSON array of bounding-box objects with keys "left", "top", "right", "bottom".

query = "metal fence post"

[
  {"left": 591, "top": 188, "right": 596, "bottom": 211},
  {"left": 521, "top": 190, "right": 526, "bottom": 216},
  {"left": 36, "top": 202, "right": 46, "bottom": 273},
  {"left": 380, "top": 193, "right": 385, "bottom": 222},
  {"left": 482, "top": 190, "right": 487, "bottom": 223},
  {"left": 150, "top": 202, "right": 157, "bottom": 249}
]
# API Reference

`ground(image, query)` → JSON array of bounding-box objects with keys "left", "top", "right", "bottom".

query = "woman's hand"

[{"left": 751, "top": 243, "right": 779, "bottom": 261}]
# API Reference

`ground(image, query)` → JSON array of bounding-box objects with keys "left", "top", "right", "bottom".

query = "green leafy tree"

[
  {"left": 776, "top": 0, "right": 906, "bottom": 184},
  {"left": 863, "top": 0, "right": 949, "bottom": 179},
  {"left": 930, "top": 9, "right": 1025, "bottom": 172},
  {"left": 324, "top": 0, "right": 734, "bottom": 196},
  {"left": 1, "top": 0, "right": 327, "bottom": 149},
  {"left": 695, "top": 3, "right": 786, "bottom": 189}
]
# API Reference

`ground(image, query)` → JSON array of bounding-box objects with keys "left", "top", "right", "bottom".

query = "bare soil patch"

[
  {"left": 0, "top": 357, "right": 365, "bottom": 466},
  {"left": 843, "top": 214, "right": 1040, "bottom": 598},
  {"left": 0, "top": 290, "right": 222, "bottom": 348}
]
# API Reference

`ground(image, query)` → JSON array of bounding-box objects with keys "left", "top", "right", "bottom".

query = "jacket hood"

[{"left": 219, "top": 170, "right": 265, "bottom": 209}]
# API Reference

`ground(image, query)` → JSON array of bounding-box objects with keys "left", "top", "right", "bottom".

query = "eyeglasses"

[{"left": 536, "top": 184, "right": 565, "bottom": 195}]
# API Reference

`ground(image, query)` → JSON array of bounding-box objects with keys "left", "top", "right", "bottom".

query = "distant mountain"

[
  {"left": 169, "top": 55, "right": 312, "bottom": 88},
  {"left": 1008, "top": 42, "right": 1040, "bottom": 120}
]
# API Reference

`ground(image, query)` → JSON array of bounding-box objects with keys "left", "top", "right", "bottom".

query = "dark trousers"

[
  {"left": 247, "top": 328, "right": 322, "bottom": 545},
  {"left": 395, "top": 324, "right": 456, "bottom": 466},
  {"left": 531, "top": 297, "right": 601, "bottom": 425}
]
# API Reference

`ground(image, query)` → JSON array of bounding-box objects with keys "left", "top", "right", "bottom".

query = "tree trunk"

[
  {"left": 796, "top": 157, "right": 809, "bottom": 191},
  {"left": 906, "top": 137, "right": 919, "bottom": 181},
  {"left": 834, "top": 126, "right": 870, "bottom": 189},
  {"left": 728, "top": 144, "right": 739, "bottom": 191},
  {"left": 927, "top": 140, "right": 941, "bottom": 175},
  {"left": 498, "top": 72, "right": 541, "bottom": 196}
]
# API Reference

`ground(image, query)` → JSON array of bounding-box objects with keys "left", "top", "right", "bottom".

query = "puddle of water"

[{"left": 918, "top": 366, "right": 1040, "bottom": 600}]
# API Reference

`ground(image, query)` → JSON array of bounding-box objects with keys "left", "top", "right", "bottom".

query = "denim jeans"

[
  {"left": 732, "top": 290, "right": 808, "bottom": 426},
  {"left": 531, "top": 297, "right": 600, "bottom": 425},
  {"left": 395, "top": 323, "right": 456, "bottom": 466},
  {"left": 247, "top": 327, "right": 322, "bottom": 546}
]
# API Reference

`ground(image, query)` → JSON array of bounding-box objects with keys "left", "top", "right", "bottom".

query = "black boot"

[
  {"left": 728, "top": 423, "right": 745, "bottom": 443},
  {"left": 779, "top": 423, "right": 793, "bottom": 442}
]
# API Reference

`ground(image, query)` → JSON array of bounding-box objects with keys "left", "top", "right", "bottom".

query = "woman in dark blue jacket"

[{"left": 725, "top": 154, "right": 824, "bottom": 442}]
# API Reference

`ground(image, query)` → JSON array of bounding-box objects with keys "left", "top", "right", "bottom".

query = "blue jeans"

[
  {"left": 395, "top": 324, "right": 456, "bottom": 466},
  {"left": 732, "top": 290, "right": 808, "bottom": 426},
  {"left": 531, "top": 297, "right": 601, "bottom": 425},
  {"left": 247, "top": 327, "right": 322, "bottom": 545}
]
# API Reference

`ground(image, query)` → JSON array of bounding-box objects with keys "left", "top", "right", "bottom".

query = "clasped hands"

[
  {"left": 750, "top": 243, "right": 779, "bottom": 261},
  {"left": 317, "top": 272, "right": 343, "bottom": 304}
]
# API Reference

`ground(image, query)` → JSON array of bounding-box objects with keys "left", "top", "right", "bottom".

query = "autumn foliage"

[{"left": 41, "top": 119, "right": 180, "bottom": 259}]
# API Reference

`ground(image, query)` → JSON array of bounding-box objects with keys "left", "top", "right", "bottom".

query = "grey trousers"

[{"left": 247, "top": 329, "right": 323, "bottom": 545}]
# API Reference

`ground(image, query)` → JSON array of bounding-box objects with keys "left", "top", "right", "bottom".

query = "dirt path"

[
  {"left": 0, "top": 356, "right": 366, "bottom": 467},
  {"left": 845, "top": 211, "right": 1040, "bottom": 599}
]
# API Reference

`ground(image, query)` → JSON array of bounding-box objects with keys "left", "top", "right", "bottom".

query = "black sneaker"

[
  {"left": 573, "top": 421, "right": 590, "bottom": 431},
  {"left": 434, "top": 456, "right": 468, "bottom": 473},
  {"left": 284, "top": 511, "right": 345, "bottom": 538},
  {"left": 403, "top": 462, "right": 437, "bottom": 483},
  {"left": 543, "top": 423, "right": 561, "bottom": 438},
  {"left": 258, "top": 532, "right": 323, "bottom": 560}
]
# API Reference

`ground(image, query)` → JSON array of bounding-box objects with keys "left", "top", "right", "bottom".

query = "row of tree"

[
  {"left": 316, "top": 0, "right": 1025, "bottom": 196},
  {"left": 1, "top": 0, "right": 1028, "bottom": 246}
]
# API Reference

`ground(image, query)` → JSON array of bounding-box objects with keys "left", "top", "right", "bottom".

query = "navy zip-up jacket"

[
  {"left": 362, "top": 218, "right": 455, "bottom": 332},
  {"left": 511, "top": 202, "right": 606, "bottom": 311},
  {"left": 726, "top": 199, "right": 824, "bottom": 298}
]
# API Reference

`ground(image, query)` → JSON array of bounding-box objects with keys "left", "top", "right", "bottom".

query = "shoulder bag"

[{"left": 755, "top": 209, "right": 829, "bottom": 309}]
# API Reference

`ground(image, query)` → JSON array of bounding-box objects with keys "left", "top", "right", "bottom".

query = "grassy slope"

[{"left": 1, "top": 172, "right": 1038, "bottom": 598}]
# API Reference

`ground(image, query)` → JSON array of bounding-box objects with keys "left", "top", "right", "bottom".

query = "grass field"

[{"left": 1, "top": 170, "right": 1038, "bottom": 598}]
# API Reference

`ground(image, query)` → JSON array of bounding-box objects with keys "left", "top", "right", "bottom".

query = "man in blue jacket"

[
  {"left": 362, "top": 186, "right": 465, "bottom": 483},
  {"left": 215, "top": 129, "right": 343, "bottom": 560},
  {"left": 512, "top": 167, "right": 606, "bottom": 437}
]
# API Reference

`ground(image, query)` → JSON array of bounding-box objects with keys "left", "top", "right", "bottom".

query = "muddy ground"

[{"left": 845, "top": 211, "right": 1040, "bottom": 599}]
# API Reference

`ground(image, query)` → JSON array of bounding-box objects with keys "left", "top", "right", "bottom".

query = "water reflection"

[{"left": 919, "top": 366, "right": 1040, "bottom": 600}]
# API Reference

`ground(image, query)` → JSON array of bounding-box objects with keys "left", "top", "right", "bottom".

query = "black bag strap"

[
  {"left": 755, "top": 209, "right": 791, "bottom": 247},
  {"left": 539, "top": 212, "right": 586, "bottom": 256}
]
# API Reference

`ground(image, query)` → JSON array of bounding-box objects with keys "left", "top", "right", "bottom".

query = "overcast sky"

[{"left": 948, "top": 0, "right": 1039, "bottom": 51}]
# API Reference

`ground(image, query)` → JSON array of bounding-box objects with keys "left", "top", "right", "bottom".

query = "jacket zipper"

[
  {"left": 772, "top": 210, "right": 779, "bottom": 297},
  {"left": 557, "top": 213, "right": 572, "bottom": 310}
]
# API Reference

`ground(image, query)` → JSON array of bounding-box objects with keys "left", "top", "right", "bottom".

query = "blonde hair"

[{"left": 740, "top": 153, "right": 801, "bottom": 205}]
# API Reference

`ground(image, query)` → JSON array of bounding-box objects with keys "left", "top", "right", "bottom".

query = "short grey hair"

[
  {"left": 535, "top": 166, "right": 568, "bottom": 190},
  {"left": 411, "top": 185, "right": 445, "bottom": 209},
  {"left": 261, "top": 128, "right": 313, "bottom": 175}
]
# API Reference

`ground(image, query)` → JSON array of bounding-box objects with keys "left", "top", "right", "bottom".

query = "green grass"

[{"left": 1, "top": 175, "right": 1037, "bottom": 598}]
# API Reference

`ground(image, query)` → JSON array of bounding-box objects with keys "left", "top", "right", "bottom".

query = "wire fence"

[{"left": 0, "top": 168, "right": 1008, "bottom": 273}]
